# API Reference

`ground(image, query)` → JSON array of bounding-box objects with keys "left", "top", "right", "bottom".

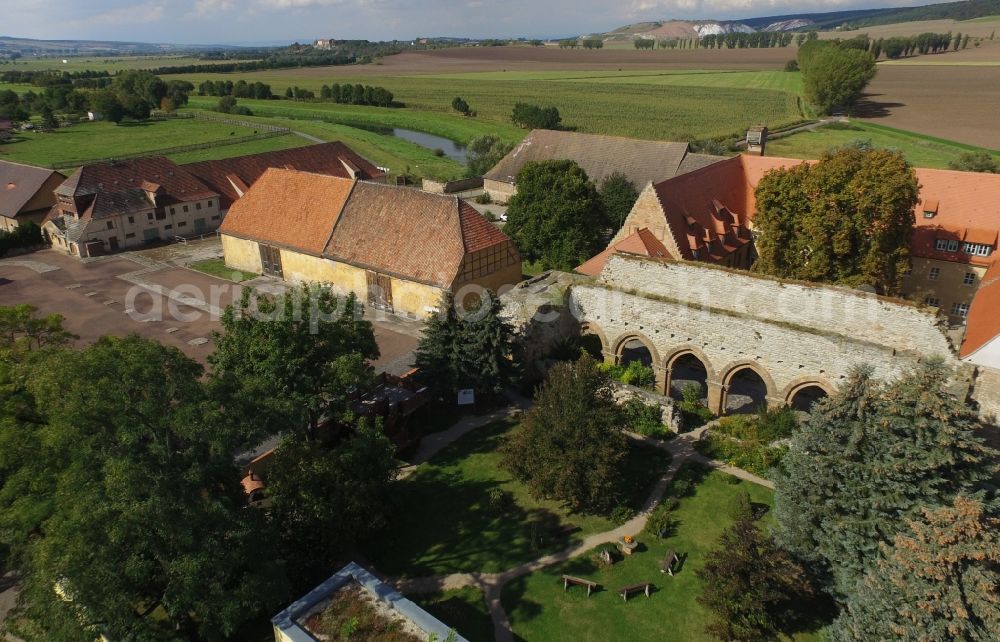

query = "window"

[
  {"left": 183, "top": 205, "right": 189, "bottom": 213},
  {"left": 195, "top": 202, "right": 202, "bottom": 210},
  {"left": 211, "top": 214, "right": 220, "bottom": 220},
  {"left": 923, "top": 210, "right": 936, "bottom": 219},
  {"left": 164, "top": 224, "right": 173, "bottom": 230},
  {"left": 147, "top": 212, "right": 154, "bottom": 221},
  {"left": 127, "top": 215, "right": 134, "bottom": 224},
  {"left": 929, "top": 267, "right": 940, "bottom": 281},
  {"left": 155, "top": 211, "right": 166, "bottom": 221},
  {"left": 125, "top": 232, "right": 135, "bottom": 239},
  {"left": 178, "top": 221, "right": 187, "bottom": 227},
  {"left": 106, "top": 221, "right": 114, "bottom": 230},
  {"left": 259, "top": 244, "right": 283, "bottom": 278},
  {"left": 170, "top": 207, "right": 176, "bottom": 215},
  {"left": 925, "top": 297, "right": 941, "bottom": 307},
  {"left": 964, "top": 272, "right": 976, "bottom": 286},
  {"left": 935, "top": 239, "right": 948, "bottom": 251},
  {"left": 207, "top": 200, "right": 213, "bottom": 208},
  {"left": 963, "top": 242, "right": 993, "bottom": 257},
  {"left": 951, "top": 302, "right": 970, "bottom": 317}
]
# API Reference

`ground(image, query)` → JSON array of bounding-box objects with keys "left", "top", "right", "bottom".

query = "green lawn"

[
  {"left": 411, "top": 588, "right": 494, "bottom": 642},
  {"left": 187, "top": 259, "right": 257, "bottom": 283},
  {"left": 182, "top": 107, "right": 471, "bottom": 180},
  {"left": 502, "top": 464, "right": 830, "bottom": 642},
  {"left": 766, "top": 121, "right": 1000, "bottom": 169},
  {"left": 364, "top": 420, "right": 671, "bottom": 578},
  {"left": 169, "top": 71, "right": 805, "bottom": 142},
  {"left": 0, "top": 117, "right": 298, "bottom": 168}
]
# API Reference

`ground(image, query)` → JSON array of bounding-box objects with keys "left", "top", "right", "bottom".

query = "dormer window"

[
  {"left": 935, "top": 238, "right": 960, "bottom": 252},
  {"left": 922, "top": 199, "right": 939, "bottom": 219},
  {"left": 963, "top": 242, "right": 994, "bottom": 257}
]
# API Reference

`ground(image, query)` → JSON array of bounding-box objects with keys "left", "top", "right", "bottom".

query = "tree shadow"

[
  {"left": 851, "top": 93, "right": 906, "bottom": 118},
  {"left": 500, "top": 575, "right": 544, "bottom": 631}
]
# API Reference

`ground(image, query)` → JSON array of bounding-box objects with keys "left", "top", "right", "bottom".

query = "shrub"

[
  {"left": 0, "top": 222, "right": 43, "bottom": 257},
  {"left": 784, "top": 59, "right": 799, "bottom": 72},
  {"left": 474, "top": 192, "right": 492, "bottom": 204},
  {"left": 432, "top": 148, "right": 445, "bottom": 157},
  {"left": 610, "top": 505, "right": 634, "bottom": 525},
  {"left": 620, "top": 361, "right": 655, "bottom": 388},
  {"left": 695, "top": 434, "right": 787, "bottom": 478},
  {"left": 451, "top": 96, "right": 471, "bottom": 115},
  {"left": 620, "top": 398, "right": 669, "bottom": 438}
]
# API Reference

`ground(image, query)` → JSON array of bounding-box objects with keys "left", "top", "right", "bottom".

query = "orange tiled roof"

[
  {"left": 961, "top": 259, "right": 1000, "bottom": 359},
  {"left": 219, "top": 168, "right": 355, "bottom": 255},
  {"left": 182, "top": 142, "right": 384, "bottom": 210},
  {"left": 223, "top": 169, "right": 512, "bottom": 289},
  {"left": 576, "top": 228, "right": 671, "bottom": 276}
]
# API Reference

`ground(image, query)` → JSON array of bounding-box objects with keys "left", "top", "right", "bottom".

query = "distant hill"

[
  {"left": 0, "top": 36, "right": 242, "bottom": 56},
  {"left": 596, "top": 0, "right": 1000, "bottom": 40}
]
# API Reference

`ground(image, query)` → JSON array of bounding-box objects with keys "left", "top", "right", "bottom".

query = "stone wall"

[
  {"left": 611, "top": 383, "right": 681, "bottom": 433},
  {"left": 483, "top": 179, "right": 517, "bottom": 204}
]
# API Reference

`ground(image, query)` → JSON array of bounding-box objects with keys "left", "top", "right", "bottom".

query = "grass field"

[
  {"left": 0, "top": 117, "right": 304, "bottom": 168},
  {"left": 187, "top": 259, "right": 257, "bottom": 283},
  {"left": 172, "top": 71, "right": 806, "bottom": 141},
  {"left": 502, "top": 465, "right": 829, "bottom": 642},
  {"left": 364, "top": 420, "right": 671, "bottom": 578},
  {"left": 768, "top": 121, "right": 1000, "bottom": 169}
]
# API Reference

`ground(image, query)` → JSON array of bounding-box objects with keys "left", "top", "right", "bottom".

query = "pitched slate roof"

[
  {"left": 56, "top": 156, "right": 216, "bottom": 218},
  {"left": 483, "top": 129, "right": 704, "bottom": 187},
  {"left": 222, "top": 169, "right": 513, "bottom": 289},
  {"left": 0, "top": 160, "right": 63, "bottom": 219},
  {"left": 576, "top": 228, "right": 671, "bottom": 277},
  {"left": 220, "top": 168, "right": 355, "bottom": 255},
  {"left": 182, "top": 142, "right": 385, "bottom": 211},
  {"left": 961, "top": 259, "right": 1000, "bottom": 359}
]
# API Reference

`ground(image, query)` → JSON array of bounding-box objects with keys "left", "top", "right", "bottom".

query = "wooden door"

[
  {"left": 366, "top": 271, "right": 393, "bottom": 312},
  {"left": 259, "top": 244, "right": 284, "bottom": 278}
]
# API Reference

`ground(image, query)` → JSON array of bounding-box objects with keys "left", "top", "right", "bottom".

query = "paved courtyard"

[{"left": 0, "top": 249, "right": 418, "bottom": 371}]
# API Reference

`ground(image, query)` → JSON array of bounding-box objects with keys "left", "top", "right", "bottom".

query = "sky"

[{"left": 4, "top": 0, "right": 957, "bottom": 45}]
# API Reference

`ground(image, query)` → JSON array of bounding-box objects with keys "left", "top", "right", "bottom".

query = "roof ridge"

[{"left": 322, "top": 176, "right": 360, "bottom": 252}]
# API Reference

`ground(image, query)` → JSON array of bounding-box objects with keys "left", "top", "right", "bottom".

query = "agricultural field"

[
  {"left": 818, "top": 16, "right": 1000, "bottom": 40},
  {"left": 1, "top": 55, "right": 222, "bottom": 73},
  {"left": 173, "top": 70, "right": 806, "bottom": 142},
  {"left": 0, "top": 117, "right": 305, "bottom": 168},
  {"left": 767, "top": 121, "right": 1000, "bottom": 169}
]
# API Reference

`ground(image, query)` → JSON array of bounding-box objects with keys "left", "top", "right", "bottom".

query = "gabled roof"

[
  {"left": 324, "top": 181, "right": 498, "bottom": 288},
  {"left": 483, "top": 129, "right": 705, "bottom": 187},
  {"left": 576, "top": 228, "right": 671, "bottom": 276},
  {"left": 182, "top": 142, "right": 385, "bottom": 210},
  {"left": 220, "top": 168, "right": 355, "bottom": 255},
  {"left": 56, "top": 156, "right": 216, "bottom": 218},
  {"left": 0, "top": 160, "right": 63, "bottom": 219},
  {"left": 961, "top": 260, "right": 1000, "bottom": 359},
  {"left": 222, "top": 169, "right": 513, "bottom": 289}
]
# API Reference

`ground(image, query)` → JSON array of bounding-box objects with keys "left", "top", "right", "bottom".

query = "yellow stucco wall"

[
  {"left": 222, "top": 235, "right": 263, "bottom": 273},
  {"left": 903, "top": 257, "right": 985, "bottom": 322},
  {"left": 221, "top": 235, "right": 447, "bottom": 319}
]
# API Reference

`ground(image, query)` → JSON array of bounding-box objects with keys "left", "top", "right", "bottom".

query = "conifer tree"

[
  {"left": 773, "top": 361, "right": 996, "bottom": 597},
  {"left": 831, "top": 495, "right": 1000, "bottom": 642}
]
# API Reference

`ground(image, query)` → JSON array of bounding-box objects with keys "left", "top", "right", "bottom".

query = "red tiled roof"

[
  {"left": 961, "top": 259, "right": 1000, "bottom": 359},
  {"left": 909, "top": 168, "right": 1000, "bottom": 267},
  {"left": 576, "top": 228, "right": 671, "bottom": 276},
  {"left": 220, "top": 168, "right": 355, "bottom": 255},
  {"left": 55, "top": 156, "right": 216, "bottom": 218},
  {"left": 459, "top": 201, "right": 509, "bottom": 253},
  {"left": 182, "top": 142, "right": 384, "bottom": 210}
]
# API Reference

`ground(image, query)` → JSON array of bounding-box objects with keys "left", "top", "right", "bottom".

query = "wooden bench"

[
  {"left": 561, "top": 575, "right": 598, "bottom": 597},
  {"left": 661, "top": 549, "right": 679, "bottom": 576},
  {"left": 618, "top": 583, "right": 652, "bottom": 601}
]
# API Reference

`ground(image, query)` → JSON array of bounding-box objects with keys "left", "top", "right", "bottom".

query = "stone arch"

[
  {"left": 781, "top": 377, "right": 835, "bottom": 412},
  {"left": 719, "top": 360, "right": 780, "bottom": 415},
  {"left": 612, "top": 332, "right": 661, "bottom": 368},
  {"left": 578, "top": 321, "right": 610, "bottom": 361},
  {"left": 663, "top": 345, "right": 717, "bottom": 400}
]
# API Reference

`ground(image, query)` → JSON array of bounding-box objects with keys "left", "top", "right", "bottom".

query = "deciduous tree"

[
  {"left": 798, "top": 40, "right": 876, "bottom": 114},
  {"left": 465, "top": 134, "right": 513, "bottom": 177},
  {"left": 949, "top": 150, "right": 1000, "bottom": 173},
  {"left": 599, "top": 172, "right": 639, "bottom": 230},
  {"left": 504, "top": 159, "right": 605, "bottom": 270},
  {"left": 501, "top": 355, "right": 627, "bottom": 513},
  {"left": 753, "top": 146, "right": 918, "bottom": 295}
]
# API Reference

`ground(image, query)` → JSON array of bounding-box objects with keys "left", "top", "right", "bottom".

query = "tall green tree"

[
  {"left": 209, "top": 285, "right": 378, "bottom": 442},
  {"left": 773, "top": 361, "right": 996, "bottom": 597},
  {"left": 1, "top": 335, "right": 287, "bottom": 642},
  {"left": 697, "top": 493, "right": 814, "bottom": 642},
  {"left": 505, "top": 160, "right": 606, "bottom": 270},
  {"left": 753, "top": 146, "right": 919, "bottom": 295},
  {"left": 465, "top": 134, "right": 513, "bottom": 177},
  {"left": 798, "top": 40, "right": 877, "bottom": 114},
  {"left": 266, "top": 419, "right": 396, "bottom": 587},
  {"left": 501, "top": 355, "right": 627, "bottom": 513},
  {"left": 413, "top": 291, "right": 517, "bottom": 401},
  {"left": 831, "top": 495, "right": 1000, "bottom": 642},
  {"left": 599, "top": 172, "right": 640, "bottom": 230}
]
